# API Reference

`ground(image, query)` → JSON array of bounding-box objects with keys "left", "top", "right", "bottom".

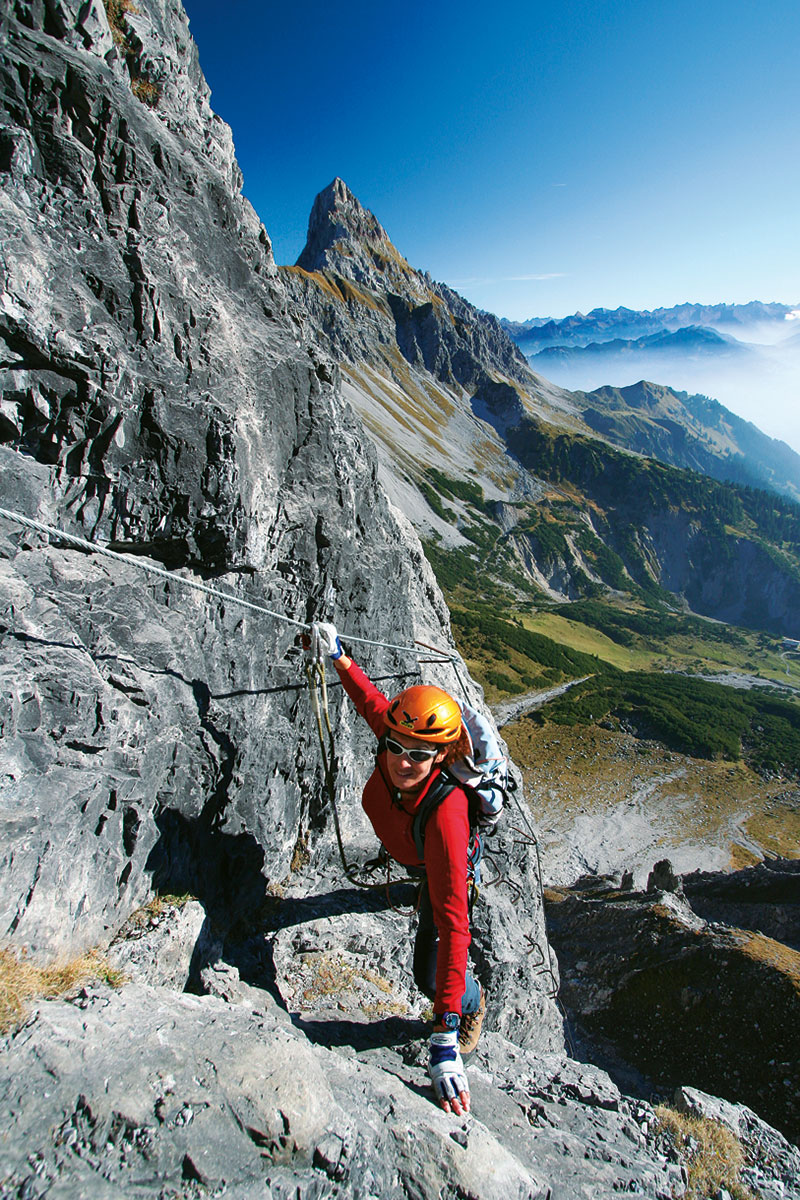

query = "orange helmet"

[{"left": 384, "top": 684, "right": 462, "bottom": 744}]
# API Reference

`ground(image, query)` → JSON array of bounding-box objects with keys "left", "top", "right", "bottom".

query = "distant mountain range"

[
  {"left": 280, "top": 181, "right": 800, "bottom": 632},
  {"left": 501, "top": 304, "right": 800, "bottom": 455},
  {"left": 581, "top": 380, "right": 800, "bottom": 503},
  {"left": 534, "top": 325, "right": 747, "bottom": 369},
  {"left": 501, "top": 303, "right": 798, "bottom": 355}
]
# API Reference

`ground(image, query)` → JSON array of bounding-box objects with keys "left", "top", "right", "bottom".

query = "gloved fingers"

[
  {"left": 431, "top": 1072, "right": 458, "bottom": 1102},
  {"left": 431, "top": 1073, "right": 470, "bottom": 1114},
  {"left": 309, "top": 621, "right": 342, "bottom": 662},
  {"left": 447, "top": 1089, "right": 470, "bottom": 1116}
]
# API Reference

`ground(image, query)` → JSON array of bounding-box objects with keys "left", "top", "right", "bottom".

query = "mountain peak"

[
  {"left": 310, "top": 176, "right": 362, "bottom": 216},
  {"left": 295, "top": 178, "right": 414, "bottom": 289},
  {"left": 305, "top": 177, "right": 379, "bottom": 234}
]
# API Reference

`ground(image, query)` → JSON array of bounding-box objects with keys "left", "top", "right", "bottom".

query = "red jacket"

[{"left": 336, "top": 657, "right": 471, "bottom": 1014}]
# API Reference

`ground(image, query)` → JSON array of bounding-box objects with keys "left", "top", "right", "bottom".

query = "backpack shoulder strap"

[{"left": 411, "top": 770, "right": 457, "bottom": 863}]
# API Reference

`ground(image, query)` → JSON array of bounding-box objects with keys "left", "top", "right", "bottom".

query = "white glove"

[
  {"left": 310, "top": 621, "right": 343, "bottom": 663},
  {"left": 428, "top": 1030, "right": 469, "bottom": 1111}
]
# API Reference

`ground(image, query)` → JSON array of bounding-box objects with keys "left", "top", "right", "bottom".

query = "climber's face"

[{"left": 384, "top": 731, "right": 446, "bottom": 792}]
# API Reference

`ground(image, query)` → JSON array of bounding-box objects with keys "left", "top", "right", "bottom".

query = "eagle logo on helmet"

[{"left": 400, "top": 709, "right": 417, "bottom": 728}]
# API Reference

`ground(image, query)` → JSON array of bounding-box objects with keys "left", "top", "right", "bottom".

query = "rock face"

[
  {"left": 0, "top": 895, "right": 734, "bottom": 1200},
  {"left": 0, "top": 0, "right": 464, "bottom": 959},
  {"left": 683, "top": 856, "right": 800, "bottom": 950},
  {"left": 544, "top": 876, "right": 800, "bottom": 1145},
  {"left": 0, "top": 0, "right": 562, "bottom": 1085},
  {"left": 0, "top": 2, "right": 594, "bottom": 1196},
  {"left": 0, "top": 971, "right": 693, "bottom": 1200},
  {"left": 1, "top": 4, "right": 798, "bottom": 1198},
  {"left": 292, "top": 177, "right": 532, "bottom": 391}
]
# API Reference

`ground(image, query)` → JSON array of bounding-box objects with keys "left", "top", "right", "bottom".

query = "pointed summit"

[
  {"left": 297, "top": 178, "right": 387, "bottom": 263},
  {"left": 295, "top": 178, "right": 415, "bottom": 291},
  {"left": 285, "top": 179, "right": 532, "bottom": 397}
]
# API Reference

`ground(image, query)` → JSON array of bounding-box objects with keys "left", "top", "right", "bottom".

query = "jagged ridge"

[
  {"left": 581, "top": 380, "right": 800, "bottom": 504},
  {"left": 284, "top": 181, "right": 800, "bottom": 634}
]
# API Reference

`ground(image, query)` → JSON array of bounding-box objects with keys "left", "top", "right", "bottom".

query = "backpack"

[{"left": 409, "top": 704, "right": 514, "bottom": 869}]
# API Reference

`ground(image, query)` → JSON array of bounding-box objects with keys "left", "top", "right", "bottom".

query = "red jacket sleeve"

[
  {"left": 334, "top": 657, "right": 389, "bottom": 739},
  {"left": 424, "top": 789, "right": 472, "bottom": 1014}
]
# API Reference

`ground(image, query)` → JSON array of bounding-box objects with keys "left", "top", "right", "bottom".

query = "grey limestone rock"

[
  {"left": 0, "top": 982, "right": 338, "bottom": 1197},
  {"left": 287, "top": 177, "right": 543, "bottom": 418},
  {"left": 544, "top": 879, "right": 800, "bottom": 1145},
  {"left": 0, "top": 0, "right": 476, "bottom": 967},
  {"left": 646, "top": 857, "right": 684, "bottom": 894},
  {"left": 265, "top": 820, "right": 564, "bottom": 1054},
  {"left": 0, "top": 973, "right": 711, "bottom": 1200},
  {"left": 0, "top": 1, "right": 565, "bottom": 1193},
  {"left": 1, "top": 3, "right": 796, "bottom": 1199},
  {"left": 673, "top": 1085, "right": 800, "bottom": 1198},
  {"left": 106, "top": 898, "right": 207, "bottom": 989},
  {"left": 683, "top": 856, "right": 800, "bottom": 949}
]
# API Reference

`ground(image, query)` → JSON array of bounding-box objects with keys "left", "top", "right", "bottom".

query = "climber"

[{"left": 310, "top": 622, "right": 487, "bottom": 1116}]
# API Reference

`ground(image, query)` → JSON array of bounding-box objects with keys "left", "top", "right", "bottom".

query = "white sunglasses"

[{"left": 384, "top": 736, "right": 440, "bottom": 763}]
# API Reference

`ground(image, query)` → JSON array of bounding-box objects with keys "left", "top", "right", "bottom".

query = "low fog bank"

[{"left": 711, "top": 314, "right": 800, "bottom": 345}]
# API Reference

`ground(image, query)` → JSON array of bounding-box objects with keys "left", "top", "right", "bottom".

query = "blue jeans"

[{"left": 412, "top": 879, "right": 481, "bottom": 1014}]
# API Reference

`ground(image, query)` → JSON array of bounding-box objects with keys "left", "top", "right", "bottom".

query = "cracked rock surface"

[
  {"left": 0, "top": 0, "right": 461, "bottom": 960},
  {"left": 4, "top": 891, "right": 800, "bottom": 1198},
  {"left": 1, "top": 3, "right": 798, "bottom": 1199},
  {"left": 0, "top": 914, "right": 685, "bottom": 1200},
  {"left": 545, "top": 876, "right": 800, "bottom": 1146}
]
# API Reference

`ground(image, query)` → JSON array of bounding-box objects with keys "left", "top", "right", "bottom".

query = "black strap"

[{"left": 411, "top": 770, "right": 457, "bottom": 862}]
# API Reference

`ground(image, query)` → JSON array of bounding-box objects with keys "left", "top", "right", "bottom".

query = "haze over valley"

[{"left": 503, "top": 302, "right": 800, "bottom": 455}]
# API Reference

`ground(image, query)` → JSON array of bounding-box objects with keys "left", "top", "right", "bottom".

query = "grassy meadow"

[{"left": 441, "top": 593, "right": 800, "bottom": 870}]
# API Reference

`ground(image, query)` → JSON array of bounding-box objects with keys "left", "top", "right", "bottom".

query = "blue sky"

[{"left": 182, "top": 0, "right": 799, "bottom": 323}]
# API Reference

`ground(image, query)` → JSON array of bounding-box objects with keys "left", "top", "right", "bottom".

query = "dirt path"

[{"left": 492, "top": 676, "right": 592, "bottom": 728}]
